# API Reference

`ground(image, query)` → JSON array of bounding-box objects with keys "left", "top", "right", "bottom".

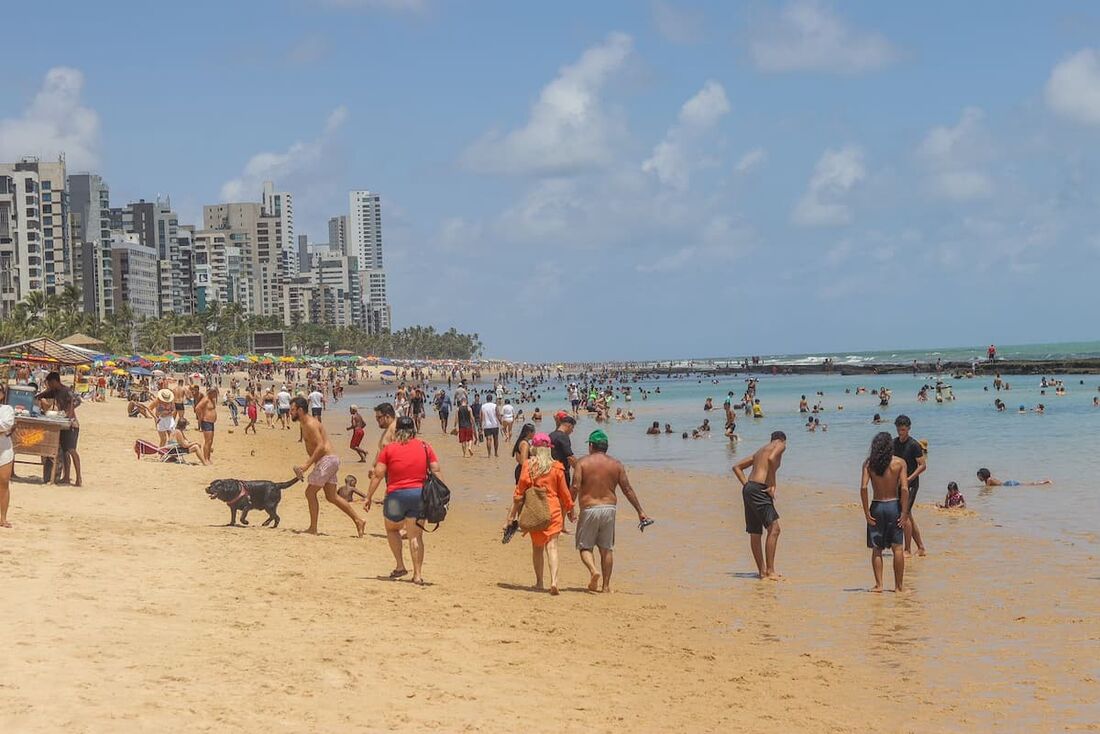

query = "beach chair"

[{"left": 133, "top": 439, "right": 189, "bottom": 463}]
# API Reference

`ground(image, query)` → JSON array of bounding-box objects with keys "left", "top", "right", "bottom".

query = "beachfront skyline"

[{"left": 3, "top": 1, "right": 1099, "bottom": 360}]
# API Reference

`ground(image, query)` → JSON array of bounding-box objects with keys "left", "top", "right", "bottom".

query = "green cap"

[{"left": 588, "top": 429, "right": 609, "bottom": 445}]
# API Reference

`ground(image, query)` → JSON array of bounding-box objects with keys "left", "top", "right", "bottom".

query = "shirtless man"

[
  {"left": 195, "top": 388, "right": 218, "bottom": 463},
  {"left": 348, "top": 405, "right": 368, "bottom": 462},
  {"left": 370, "top": 402, "right": 397, "bottom": 479},
  {"left": 732, "top": 431, "right": 787, "bottom": 580},
  {"left": 860, "top": 432, "right": 910, "bottom": 592},
  {"left": 570, "top": 429, "right": 649, "bottom": 593},
  {"left": 290, "top": 396, "right": 365, "bottom": 536},
  {"left": 172, "top": 379, "right": 188, "bottom": 422}
]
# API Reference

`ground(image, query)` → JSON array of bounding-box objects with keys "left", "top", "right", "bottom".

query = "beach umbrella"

[
  {"left": 104, "top": 360, "right": 116, "bottom": 367},
  {"left": 76, "top": 364, "right": 91, "bottom": 372},
  {"left": 112, "top": 368, "right": 127, "bottom": 376},
  {"left": 380, "top": 369, "right": 396, "bottom": 377}
]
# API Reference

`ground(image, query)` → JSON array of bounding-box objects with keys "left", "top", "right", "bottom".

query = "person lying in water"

[{"left": 976, "top": 468, "right": 1052, "bottom": 487}]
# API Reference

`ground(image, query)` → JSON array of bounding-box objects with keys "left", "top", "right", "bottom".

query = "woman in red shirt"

[
  {"left": 504, "top": 433, "right": 573, "bottom": 595},
  {"left": 364, "top": 416, "right": 441, "bottom": 585}
]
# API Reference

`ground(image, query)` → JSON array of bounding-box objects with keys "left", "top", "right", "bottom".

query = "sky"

[{"left": 3, "top": 0, "right": 1100, "bottom": 361}]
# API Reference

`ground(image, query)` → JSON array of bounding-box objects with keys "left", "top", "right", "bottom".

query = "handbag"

[
  {"left": 517, "top": 476, "right": 552, "bottom": 532},
  {"left": 416, "top": 442, "right": 451, "bottom": 532}
]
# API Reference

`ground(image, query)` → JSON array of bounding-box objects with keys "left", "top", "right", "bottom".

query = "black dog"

[{"left": 205, "top": 477, "right": 301, "bottom": 528}]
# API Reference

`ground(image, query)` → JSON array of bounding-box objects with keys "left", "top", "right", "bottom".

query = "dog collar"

[{"left": 226, "top": 481, "right": 250, "bottom": 507}]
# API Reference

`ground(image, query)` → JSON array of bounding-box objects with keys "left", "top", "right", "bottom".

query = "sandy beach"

[{"left": 2, "top": 387, "right": 1098, "bottom": 733}]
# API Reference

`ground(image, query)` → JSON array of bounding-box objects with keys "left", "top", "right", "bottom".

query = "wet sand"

[{"left": 1, "top": 394, "right": 1097, "bottom": 732}]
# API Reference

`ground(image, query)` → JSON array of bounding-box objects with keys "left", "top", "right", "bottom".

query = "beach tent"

[
  {"left": 332, "top": 349, "right": 355, "bottom": 356},
  {"left": 0, "top": 337, "right": 93, "bottom": 366},
  {"left": 60, "top": 332, "right": 107, "bottom": 350}
]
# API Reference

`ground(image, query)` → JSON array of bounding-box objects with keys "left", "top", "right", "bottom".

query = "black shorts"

[
  {"left": 867, "top": 499, "right": 904, "bottom": 549},
  {"left": 484, "top": 427, "right": 499, "bottom": 438},
  {"left": 742, "top": 481, "right": 778, "bottom": 534},
  {"left": 200, "top": 421, "right": 215, "bottom": 432},
  {"left": 907, "top": 485, "right": 919, "bottom": 510},
  {"left": 311, "top": 408, "right": 322, "bottom": 418},
  {"left": 174, "top": 403, "right": 185, "bottom": 412},
  {"left": 278, "top": 408, "right": 289, "bottom": 416},
  {"left": 60, "top": 428, "right": 80, "bottom": 452}
]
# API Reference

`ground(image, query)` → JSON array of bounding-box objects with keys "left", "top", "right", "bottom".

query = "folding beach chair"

[{"left": 133, "top": 439, "right": 188, "bottom": 463}]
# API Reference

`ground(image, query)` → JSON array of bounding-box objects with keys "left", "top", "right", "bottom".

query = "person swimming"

[{"left": 976, "top": 468, "right": 1052, "bottom": 487}]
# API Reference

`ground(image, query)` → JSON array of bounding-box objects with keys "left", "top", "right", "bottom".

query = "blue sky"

[{"left": 3, "top": 0, "right": 1100, "bottom": 360}]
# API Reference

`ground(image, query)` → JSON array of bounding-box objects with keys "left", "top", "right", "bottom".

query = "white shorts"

[
  {"left": 157, "top": 416, "right": 176, "bottom": 433},
  {"left": 0, "top": 436, "right": 12, "bottom": 467},
  {"left": 263, "top": 405, "right": 275, "bottom": 414}
]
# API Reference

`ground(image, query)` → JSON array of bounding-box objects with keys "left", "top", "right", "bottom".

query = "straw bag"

[{"left": 518, "top": 484, "right": 551, "bottom": 532}]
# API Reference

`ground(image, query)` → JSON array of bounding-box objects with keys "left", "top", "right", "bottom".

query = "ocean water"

[
  {"left": 351, "top": 369, "right": 1100, "bottom": 550},
  {"left": 646, "top": 340, "right": 1100, "bottom": 368}
]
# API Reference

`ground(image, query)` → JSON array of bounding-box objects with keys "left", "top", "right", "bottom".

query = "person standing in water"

[
  {"left": 861, "top": 431, "right": 910, "bottom": 592},
  {"left": 732, "top": 431, "right": 787, "bottom": 580}
]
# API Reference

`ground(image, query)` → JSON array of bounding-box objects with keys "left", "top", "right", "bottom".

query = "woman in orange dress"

[{"left": 504, "top": 433, "right": 574, "bottom": 595}]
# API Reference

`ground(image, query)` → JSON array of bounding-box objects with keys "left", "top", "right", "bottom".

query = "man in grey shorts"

[{"left": 570, "top": 429, "right": 649, "bottom": 593}]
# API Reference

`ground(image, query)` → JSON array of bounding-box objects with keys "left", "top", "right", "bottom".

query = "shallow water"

[{"left": 349, "top": 370, "right": 1100, "bottom": 551}]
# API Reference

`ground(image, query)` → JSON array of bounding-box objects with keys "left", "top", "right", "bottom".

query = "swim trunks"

[
  {"left": 60, "top": 428, "right": 79, "bottom": 452},
  {"left": 350, "top": 428, "right": 365, "bottom": 448},
  {"left": 199, "top": 421, "right": 215, "bottom": 433},
  {"left": 576, "top": 504, "right": 616, "bottom": 551},
  {"left": 174, "top": 402, "right": 185, "bottom": 411},
  {"left": 867, "top": 499, "right": 904, "bottom": 549},
  {"left": 278, "top": 408, "right": 289, "bottom": 417},
  {"left": 383, "top": 488, "right": 423, "bottom": 522},
  {"left": 307, "top": 454, "right": 341, "bottom": 486},
  {"left": 742, "top": 481, "right": 778, "bottom": 534},
  {"left": 311, "top": 408, "right": 322, "bottom": 418},
  {"left": 1003, "top": 480, "right": 1021, "bottom": 487}
]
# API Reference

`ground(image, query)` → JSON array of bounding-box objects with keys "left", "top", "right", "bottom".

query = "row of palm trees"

[{"left": 0, "top": 288, "right": 484, "bottom": 360}]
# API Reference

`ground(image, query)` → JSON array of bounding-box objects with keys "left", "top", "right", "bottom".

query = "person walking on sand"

[
  {"left": 348, "top": 405, "right": 368, "bottom": 463},
  {"left": 570, "top": 429, "right": 649, "bottom": 593},
  {"left": 505, "top": 433, "right": 574, "bottom": 594},
  {"left": 892, "top": 415, "right": 927, "bottom": 557},
  {"left": 172, "top": 379, "right": 187, "bottom": 423},
  {"left": 370, "top": 403, "right": 397, "bottom": 479},
  {"left": 860, "top": 431, "right": 910, "bottom": 592},
  {"left": 0, "top": 389, "right": 15, "bottom": 527},
  {"left": 481, "top": 394, "right": 501, "bottom": 458},
  {"left": 363, "top": 416, "right": 440, "bottom": 585},
  {"left": 276, "top": 385, "right": 292, "bottom": 429},
  {"left": 291, "top": 396, "right": 365, "bottom": 537},
  {"left": 732, "top": 431, "right": 787, "bottom": 580},
  {"left": 196, "top": 388, "right": 218, "bottom": 463}
]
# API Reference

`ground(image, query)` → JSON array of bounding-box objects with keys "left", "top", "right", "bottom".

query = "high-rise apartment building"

[
  {"left": 68, "top": 173, "right": 113, "bottom": 318},
  {"left": 118, "top": 197, "right": 183, "bottom": 317},
  {"left": 0, "top": 157, "right": 73, "bottom": 315},
  {"left": 203, "top": 202, "right": 283, "bottom": 317},
  {"left": 297, "top": 234, "right": 309, "bottom": 273},
  {"left": 327, "top": 214, "right": 347, "bottom": 255},
  {"left": 347, "top": 190, "right": 390, "bottom": 334},
  {"left": 262, "top": 181, "right": 295, "bottom": 276},
  {"left": 282, "top": 253, "right": 364, "bottom": 329},
  {"left": 109, "top": 232, "right": 159, "bottom": 319}
]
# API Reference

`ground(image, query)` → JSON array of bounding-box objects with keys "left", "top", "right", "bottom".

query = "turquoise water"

[
  {"left": 533, "top": 372, "right": 1100, "bottom": 548},
  {"left": 349, "top": 354, "right": 1100, "bottom": 550},
  {"left": 652, "top": 340, "right": 1100, "bottom": 367}
]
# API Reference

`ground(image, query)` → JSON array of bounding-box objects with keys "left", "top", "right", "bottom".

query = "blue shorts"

[
  {"left": 867, "top": 499, "right": 904, "bottom": 549},
  {"left": 1003, "top": 480, "right": 1021, "bottom": 487},
  {"left": 383, "top": 488, "right": 423, "bottom": 522}
]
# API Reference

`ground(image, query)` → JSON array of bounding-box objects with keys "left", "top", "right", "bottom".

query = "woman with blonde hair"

[{"left": 504, "top": 433, "right": 574, "bottom": 595}]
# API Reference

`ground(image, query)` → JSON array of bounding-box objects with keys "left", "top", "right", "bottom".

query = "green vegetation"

[{"left": 0, "top": 287, "right": 484, "bottom": 360}]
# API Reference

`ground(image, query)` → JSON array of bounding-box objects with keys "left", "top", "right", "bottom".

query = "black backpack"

[{"left": 417, "top": 443, "right": 451, "bottom": 531}]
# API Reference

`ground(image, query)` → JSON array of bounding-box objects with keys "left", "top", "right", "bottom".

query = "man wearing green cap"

[{"left": 570, "top": 429, "right": 649, "bottom": 593}]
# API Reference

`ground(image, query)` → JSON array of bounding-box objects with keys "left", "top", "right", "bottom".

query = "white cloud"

[
  {"left": 0, "top": 67, "right": 100, "bottom": 170},
  {"left": 734, "top": 147, "right": 767, "bottom": 174},
  {"left": 462, "top": 33, "right": 633, "bottom": 176},
  {"left": 652, "top": 1, "right": 705, "bottom": 44},
  {"left": 793, "top": 145, "right": 866, "bottom": 227},
  {"left": 749, "top": 1, "right": 899, "bottom": 74},
  {"left": 435, "top": 217, "right": 484, "bottom": 251},
  {"left": 642, "top": 80, "right": 730, "bottom": 189},
  {"left": 917, "top": 107, "right": 993, "bottom": 201},
  {"left": 1045, "top": 48, "right": 1100, "bottom": 126},
  {"left": 287, "top": 34, "right": 329, "bottom": 64},
  {"left": 220, "top": 105, "right": 348, "bottom": 201}
]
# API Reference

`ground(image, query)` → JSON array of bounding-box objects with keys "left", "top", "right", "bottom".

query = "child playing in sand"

[
  {"left": 337, "top": 475, "right": 367, "bottom": 503},
  {"left": 976, "top": 468, "right": 1052, "bottom": 487},
  {"left": 940, "top": 481, "right": 966, "bottom": 508}
]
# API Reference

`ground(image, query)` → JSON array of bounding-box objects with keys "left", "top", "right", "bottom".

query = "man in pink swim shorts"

[{"left": 291, "top": 396, "right": 365, "bottom": 537}]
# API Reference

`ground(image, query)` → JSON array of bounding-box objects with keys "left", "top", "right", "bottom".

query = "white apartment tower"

[
  {"left": 347, "top": 190, "right": 390, "bottom": 333},
  {"left": 262, "top": 180, "right": 296, "bottom": 275},
  {"left": 68, "top": 173, "right": 113, "bottom": 319},
  {"left": 0, "top": 157, "right": 73, "bottom": 315}
]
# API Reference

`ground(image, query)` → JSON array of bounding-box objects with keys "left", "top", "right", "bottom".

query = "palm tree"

[
  {"left": 59, "top": 284, "right": 82, "bottom": 312},
  {"left": 22, "top": 290, "right": 46, "bottom": 318}
]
